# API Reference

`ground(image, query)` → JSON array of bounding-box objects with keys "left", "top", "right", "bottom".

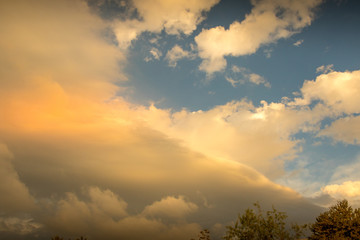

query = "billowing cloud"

[
  {"left": 142, "top": 196, "right": 198, "bottom": 219},
  {"left": 322, "top": 181, "right": 360, "bottom": 198},
  {"left": 195, "top": 0, "right": 323, "bottom": 75},
  {"left": 112, "top": 0, "right": 220, "bottom": 49},
  {"left": 0, "top": 111, "right": 322, "bottom": 239},
  {"left": 138, "top": 100, "right": 319, "bottom": 178},
  {"left": 292, "top": 70, "right": 360, "bottom": 115},
  {"left": 0, "top": 143, "right": 34, "bottom": 213},
  {"left": 322, "top": 181, "right": 360, "bottom": 207}
]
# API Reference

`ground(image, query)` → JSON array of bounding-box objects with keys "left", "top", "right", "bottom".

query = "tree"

[
  {"left": 191, "top": 229, "right": 211, "bottom": 240},
  {"left": 51, "top": 236, "right": 87, "bottom": 240},
  {"left": 223, "top": 202, "right": 307, "bottom": 240},
  {"left": 309, "top": 199, "right": 360, "bottom": 240}
]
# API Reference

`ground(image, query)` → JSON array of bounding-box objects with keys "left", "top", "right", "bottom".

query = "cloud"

[
  {"left": 142, "top": 196, "right": 198, "bottom": 219},
  {"left": 316, "top": 64, "right": 334, "bottom": 74},
  {"left": 293, "top": 39, "right": 304, "bottom": 47},
  {"left": 138, "top": 100, "right": 316, "bottom": 178},
  {"left": 318, "top": 116, "right": 360, "bottom": 145},
  {"left": 312, "top": 156, "right": 360, "bottom": 207},
  {"left": 294, "top": 69, "right": 360, "bottom": 145},
  {"left": 0, "top": 143, "right": 35, "bottom": 213},
  {"left": 195, "top": 0, "right": 323, "bottom": 75},
  {"left": 322, "top": 181, "right": 360, "bottom": 207},
  {"left": 0, "top": 119, "right": 323, "bottom": 239},
  {"left": 87, "top": 187, "right": 128, "bottom": 218},
  {"left": 292, "top": 70, "right": 360, "bottom": 115},
  {"left": 112, "top": 0, "right": 220, "bottom": 49},
  {"left": 165, "top": 45, "right": 195, "bottom": 67},
  {"left": 145, "top": 47, "right": 163, "bottom": 62},
  {"left": 322, "top": 181, "right": 360, "bottom": 198},
  {"left": 0, "top": 217, "right": 42, "bottom": 235},
  {"left": 225, "top": 77, "right": 241, "bottom": 87},
  {"left": 0, "top": 0, "right": 127, "bottom": 133},
  {"left": 150, "top": 47, "right": 162, "bottom": 60},
  {"left": 249, "top": 73, "right": 270, "bottom": 87},
  {"left": 226, "top": 66, "right": 270, "bottom": 87},
  {"left": 46, "top": 188, "right": 199, "bottom": 240}
]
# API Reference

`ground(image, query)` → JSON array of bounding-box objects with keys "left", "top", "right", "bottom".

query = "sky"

[{"left": 1, "top": 0, "right": 360, "bottom": 239}]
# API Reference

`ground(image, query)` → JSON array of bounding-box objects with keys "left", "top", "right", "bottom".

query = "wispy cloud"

[
  {"left": 226, "top": 66, "right": 270, "bottom": 88},
  {"left": 145, "top": 47, "right": 163, "bottom": 62},
  {"left": 316, "top": 64, "right": 334, "bottom": 74},
  {"left": 165, "top": 45, "right": 195, "bottom": 67},
  {"left": 293, "top": 39, "right": 304, "bottom": 47}
]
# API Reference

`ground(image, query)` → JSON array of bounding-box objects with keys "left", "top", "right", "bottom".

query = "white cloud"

[
  {"left": 113, "top": 0, "right": 220, "bottom": 49},
  {"left": 292, "top": 70, "right": 360, "bottom": 115},
  {"left": 226, "top": 66, "right": 270, "bottom": 88},
  {"left": 322, "top": 181, "right": 360, "bottom": 198},
  {"left": 292, "top": 69, "right": 360, "bottom": 145},
  {"left": 314, "top": 157, "right": 360, "bottom": 207},
  {"left": 165, "top": 45, "right": 194, "bottom": 67},
  {"left": 249, "top": 73, "right": 271, "bottom": 87},
  {"left": 231, "top": 65, "right": 244, "bottom": 73},
  {"left": 316, "top": 64, "right": 334, "bottom": 74},
  {"left": 264, "top": 48, "right": 273, "bottom": 58},
  {"left": 145, "top": 47, "right": 163, "bottom": 62},
  {"left": 87, "top": 187, "right": 128, "bottom": 218},
  {"left": 318, "top": 116, "right": 360, "bottom": 145},
  {"left": 293, "top": 39, "right": 304, "bottom": 47},
  {"left": 321, "top": 181, "right": 360, "bottom": 207},
  {"left": 195, "top": 0, "right": 323, "bottom": 75},
  {"left": 225, "top": 77, "right": 241, "bottom": 87},
  {"left": 138, "top": 100, "right": 313, "bottom": 178},
  {"left": 150, "top": 47, "right": 162, "bottom": 60},
  {"left": 142, "top": 195, "right": 198, "bottom": 219}
]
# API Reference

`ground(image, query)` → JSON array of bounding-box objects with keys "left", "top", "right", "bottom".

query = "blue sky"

[
  {"left": 1, "top": 0, "right": 360, "bottom": 239},
  {"left": 120, "top": 0, "right": 360, "bottom": 197},
  {"left": 123, "top": 0, "right": 360, "bottom": 111}
]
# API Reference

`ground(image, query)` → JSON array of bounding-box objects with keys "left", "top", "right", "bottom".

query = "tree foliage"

[
  {"left": 309, "top": 199, "right": 360, "bottom": 240},
  {"left": 191, "top": 229, "right": 211, "bottom": 240},
  {"left": 51, "top": 236, "right": 87, "bottom": 240},
  {"left": 223, "top": 202, "right": 307, "bottom": 240}
]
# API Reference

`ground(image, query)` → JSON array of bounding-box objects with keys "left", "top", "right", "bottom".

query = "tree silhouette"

[
  {"left": 223, "top": 202, "right": 307, "bottom": 240},
  {"left": 309, "top": 199, "right": 360, "bottom": 239},
  {"left": 191, "top": 229, "right": 211, "bottom": 240},
  {"left": 51, "top": 236, "right": 87, "bottom": 240}
]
